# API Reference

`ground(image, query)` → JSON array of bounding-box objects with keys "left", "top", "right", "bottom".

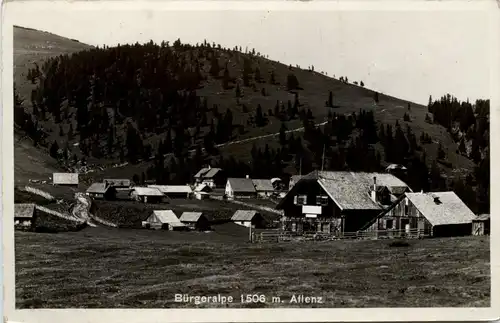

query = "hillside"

[{"left": 13, "top": 26, "right": 489, "bottom": 212}]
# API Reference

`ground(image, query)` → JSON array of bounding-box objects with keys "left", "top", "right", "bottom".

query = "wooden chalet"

[
  {"left": 276, "top": 171, "right": 411, "bottom": 235},
  {"left": 142, "top": 210, "right": 187, "bottom": 230},
  {"left": 194, "top": 166, "right": 225, "bottom": 188},
  {"left": 52, "top": 173, "right": 79, "bottom": 187},
  {"left": 148, "top": 185, "right": 193, "bottom": 199},
  {"left": 179, "top": 212, "right": 212, "bottom": 231},
  {"left": 231, "top": 210, "right": 267, "bottom": 228},
  {"left": 130, "top": 187, "right": 165, "bottom": 203},
  {"left": 225, "top": 177, "right": 257, "bottom": 200},
  {"left": 252, "top": 179, "right": 275, "bottom": 197},
  {"left": 361, "top": 191, "right": 476, "bottom": 238},
  {"left": 86, "top": 182, "right": 116, "bottom": 200},
  {"left": 14, "top": 203, "right": 36, "bottom": 229}
]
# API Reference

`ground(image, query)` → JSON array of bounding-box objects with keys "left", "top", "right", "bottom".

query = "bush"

[{"left": 389, "top": 239, "right": 410, "bottom": 247}]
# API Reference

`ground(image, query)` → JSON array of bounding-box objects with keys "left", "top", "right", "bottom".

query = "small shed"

[
  {"left": 142, "top": 210, "right": 187, "bottom": 230},
  {"left": 52, "top": 173, "right": 79, "bottom": 186},
  {"left": 179, "top": 212, "right": 212, "bottom": 231},
  {"left": 86, "top": 183, "right": 116, "bottom": 200},
  {"left": 148, "top": 185, "right": 193, "bottom": 199},
  {"left": 225, "top": 177, "right": 257, "bottom": 200},
  {"left": 472, "top": 214, "right": 490, "bottom": 236},
  {"left": 130, "top": 187, "right": 165, "bottom": 203},
  {"left": 252, "top": 179, "right": 275, "bottom": 197},
  {"left": 14, "top": 203, "right": 36, "bottom": 229},
  {"left": 231, "top": 210, "right": 267, "bottom": 228}
]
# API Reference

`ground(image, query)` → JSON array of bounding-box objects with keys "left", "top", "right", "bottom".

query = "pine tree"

[
  {"left": 255, "top": 104, "right": 265, "bottom": 127},
  {"left": 50, "top": 141, "right": 60, "bottom": 159},
  {"left": 328, "top": 91, "right": 333, "bottom": 107},
  {"left": 279, "top": 122, "right": 287, "bottom": 146}
]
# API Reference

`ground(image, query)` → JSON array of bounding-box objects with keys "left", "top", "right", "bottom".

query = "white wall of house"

[
  {"left": 225, "top": 181, "right": 233, "bottom": 199},
  {"left": 234, "top": 220, "right": 252, "bottom": 227},
  {"left": 202, "top": 179, "right": 215, "bottom": 188}
]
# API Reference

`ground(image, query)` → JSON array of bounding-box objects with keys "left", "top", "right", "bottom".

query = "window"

[
  {"left": 386, "top": 219, "right": 394, "bottom": 230},
  {"left": 295, "top": 195, "right": 308, "bottom": 205},
  {"left": 316, "top": 195, "right": 329, "bottom": 206},
  {"left": 404, "top": 205, "right": 409, "bottom": 216}
]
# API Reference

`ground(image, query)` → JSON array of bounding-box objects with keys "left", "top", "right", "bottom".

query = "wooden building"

[
  {"left": 276, "top": 171, "right": 411, "bottom": 235},
  {"left": 231, "top": 210, "right": 267, "bottom": 228},
  {"left": 194, "top": 166, "right": 225, "bottom": 188},
  {"left": 225, "top": 177, "right": 257, "bottom": 200},
  {"left": 142, "top": 210, "right": 187, "bottom": 230},
  {"left": 194, "top": 183, "right": 212, "bottom": 200},
  {"left": 252, "top": 179, "right": 275, "bottom": 197},
  {"left": 472, "top": 214, "right": 490, "bottom": 236},
  {"left": 52, "top": 173, "right": 79, "bottom": 187},
  {"left": 288, "top": 175, "right": 303, "bottom": 191},
  {"left": 103, "top": 179, "right": 131, "bottom": 189},
  {"left": 86, "top": 183, "right": 116, "bottom": 200},
  {"left": 14, "top": 203, "right": 36, "bottom": 229},
  {"left": 130, "top": 187, "right": 165, "bottom": 203},
  {"left": 148, "top": 185, "right": 193, "bottom": 199},
  {"left": 362, "top": 191, "right": 476, "bottom": 238},
  {"left": 179, "top": 212, "right": 212, "bottom": 231}
]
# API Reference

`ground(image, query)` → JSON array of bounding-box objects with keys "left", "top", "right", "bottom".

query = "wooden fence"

[{"left": 250, "top": 228, "right": 428, "bottom": 243}]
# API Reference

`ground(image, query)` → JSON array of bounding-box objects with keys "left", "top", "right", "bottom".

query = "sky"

[{"left": 5, "top": 1, "right": 495, "bottom": 105}]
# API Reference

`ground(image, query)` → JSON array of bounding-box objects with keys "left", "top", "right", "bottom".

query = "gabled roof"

[
  {"left": 385, "top": 164, "right": 407, "bottom": 171},
  {"left": 180, "top": 212, "right": 211, "bottom": 222},
  {"left": 194, "top": 167, "right": 222, "bottom": 179},
  {"left": 132, "top": 187, "right": 164, "bottom": 196},
  {"left": 148, "top": 185, "right": 192, "bottom": 194},
  {"left": 194, "top": 183, "right": 212, "bottom": 192},
  {"left": 278, "top": 171, "right": 411, "bottom": 211},
  {"left": 227, "top": 178, "right": 256, "bottom": 193},
  {"left": 14, "top": 203, "right": 36, "bottom": 219},
  {"left": 53, "top": 173, "right": 79, "bottom": 185},
  {"left": 103, "top": 179, "right": 130, "bottom": 187},
  {"left": 86, "top": 183, "right": 110, "bottom": 194},
  {"left": 252, "top": 179, "right": 275, "bottom": 192},
  {"left": 149, "top": 210, "right": 183, "bottom": 224},
  {"left": 405, "top": 192, "right": 476, "bottom": 226},
  {"left": 232, "top": 210, "right": 259, "bottom": 221}
]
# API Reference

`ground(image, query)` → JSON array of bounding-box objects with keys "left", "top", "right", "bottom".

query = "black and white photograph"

[{"left": 2, "top": 0, "right": 498, "bottom": 320}]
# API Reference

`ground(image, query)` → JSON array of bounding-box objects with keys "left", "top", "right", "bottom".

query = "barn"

[
  {"left": 362, "top": 191, "right": 476, "bottom": 238},
  {"left": 179, "top": 212, "right": 212, "bottom": 231},
  {"left": 225, "top": 177, "right": 257, "bottom": 200},
  {"left": 130, "top": 187, "right": 165, "bottom": 203},
  {"left": 252, "top": 179, "right": 275, "bottom": 197},
  {"left": 148, "top": 185, "right": 193, "bottom": 199},
  {"left": 472, "top": 214, "right": 490, "bottom": 236},
  {"left": 86, "top": 183, "right": 116, "bottom": 200},
  {"left": 52, "top": 173, "right": 79, "bottom": 187},
  {"left": 276, "top": 171, "right": 412, "bottom": 235},
  {"left": 231, "top": 210, "right": 267, "bottom": 228},
  {"left": 14, "top": 203, "right": 36, "bottom": 229},
  {"left": 103, "top": 179, "right": 131, "bottom": 189},
  {"left": 142, "top": 210, "right": 187, "bottom": 230}
]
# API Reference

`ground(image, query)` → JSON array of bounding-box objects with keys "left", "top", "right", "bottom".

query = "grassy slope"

[
  {"left": 15, "top": 231, "right": 489, "bottom": 308},
  {"left": 14, "top": 26, "right": 92, "bottom": 184},
  {"left": 14, "top": 26, "right": 474, "bottom": 185}
]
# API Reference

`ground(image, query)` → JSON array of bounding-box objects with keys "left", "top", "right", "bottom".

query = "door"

[{"left": 400, "top": 218, "right": 410, "bottom": 236}]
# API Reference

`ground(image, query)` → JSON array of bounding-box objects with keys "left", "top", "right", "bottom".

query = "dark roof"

[
  {"left": 14, "top": 203, "right": 36, "bottom": 219},
  {"left": 232, "top": 210, "right": 259, "bottom": 221},
  {"left": 86, "top": 183, "right": 110, "bottom": 194},
  {"left": 227, "top": 178, "right": 256, "bottom": 193}
]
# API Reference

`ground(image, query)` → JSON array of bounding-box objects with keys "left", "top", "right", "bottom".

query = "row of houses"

[
  {"left": 142, "top": 209, "right": 267, "bottom": 231},
  {"left": 277, "top": 170, "right": 490, "bottom": 238}
]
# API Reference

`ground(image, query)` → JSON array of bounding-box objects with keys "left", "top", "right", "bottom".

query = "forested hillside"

[{"left": 14, "top": 32, "right": 489, "bottom": 213}]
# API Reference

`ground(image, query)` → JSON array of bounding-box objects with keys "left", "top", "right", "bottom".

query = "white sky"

[{"left": 5, "top": 1, "right": 495, "bottom": 105}]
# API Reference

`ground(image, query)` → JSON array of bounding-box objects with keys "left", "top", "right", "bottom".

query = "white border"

[{"left": 2, "top": 1, "right": 499, "bottom": 322}]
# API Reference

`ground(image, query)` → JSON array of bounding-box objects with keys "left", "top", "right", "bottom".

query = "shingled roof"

[
  {"left": 278, "top": 171, "right": 412, "bottom": 211},
  {"left": 252, "top": 179, "right": 275, "bottom": 192},
  {"left": 232, "top": 210, "right": 259, "bottom": 221},
  {"left": 227, "top": 178, "right": 256, "bottom": 193},
  {"left": 180, "top": 212, "right": 211, "bottom": 222},
  {"left": 405, "top": 192, "right": 476, "bottom": 226},
  {"left": 14, "top": 203, "right": 36, "bottom": 219},
  {"left": 132, "top": 187, "right": 164, "bottom": 196}
]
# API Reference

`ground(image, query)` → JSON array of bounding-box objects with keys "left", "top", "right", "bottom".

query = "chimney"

[
  {"left": 433, "top": 196, "right": 441, "bottom": 204},
  {"left": 373, "top": 176, "right": 377, "bottom": 191},
  {"left": 246, "top": 175, "right": 250, "bottom": 179},
  {"left": 208, "top": 165, "right": 211, "bottom": 170}
]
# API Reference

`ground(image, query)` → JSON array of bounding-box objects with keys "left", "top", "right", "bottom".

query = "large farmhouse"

[
  {"left": 194, "top": 166, "right": 225, "bottom": 188},
  {"left": 225, "top": 177, "right": 257, "bottom": 199},
  {"left": 276, "top": 171, "right": 412, "bottom": 234},
  {"left": 361, "top": 191, "right": 477, "bottom": 238}
]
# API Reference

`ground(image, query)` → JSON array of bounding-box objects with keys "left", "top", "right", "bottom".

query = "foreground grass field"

[{"left": 15, "top": 229, "right": 489, "bottom": 308}]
